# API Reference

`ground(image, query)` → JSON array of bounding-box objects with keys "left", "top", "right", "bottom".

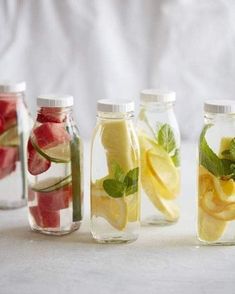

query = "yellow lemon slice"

[
  {"left": 91, "top": 180, "right": 128, "bottom": 230},
  {"left": 198, "top": 208, "right": 227, "bottom": 242}
]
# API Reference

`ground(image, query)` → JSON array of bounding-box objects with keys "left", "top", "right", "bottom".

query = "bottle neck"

[
  {"left": 97, "top": 111, "right": 134, "bottom": 120},
  {"left": 204, "top": 112, "right": 235, "bottom": 124},
  {"left": 140, "top": 101, "right": 174, "bottom": 112},
  {"left": 36, "top": 106, "right": 73, "bottom": 123}
]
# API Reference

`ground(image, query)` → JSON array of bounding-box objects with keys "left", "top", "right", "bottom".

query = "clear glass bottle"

[
  {"left": 198, "top": 100, "right": 235, "bottom": 245},
  {"left": 90, "top": 99, "right": 140, "bottom": 243},
  {"left": 137, "top": 89, "right": 181, "bottom": 226},
  {"left": 0, "top": 81, "right": 30, "bottom": 209},
  {"left": 27, "top": 95, "right": 83, "bottom": 235}
]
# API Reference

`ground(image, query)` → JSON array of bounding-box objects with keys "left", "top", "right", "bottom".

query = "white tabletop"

[{"left": 0, "top": 142, "right": 234, "bottom": 294}]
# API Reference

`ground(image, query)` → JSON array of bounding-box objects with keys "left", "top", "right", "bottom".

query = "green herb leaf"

[
  {"left": 124, "top": 167, "right": 139, "bottom": 196},
  {"left": 229, "top": 138, "right": 235, "bottom": 160},
  {"left": 112, "top": 162, "right": 125, "bottom": 182},
  {"left": 158, "top": 124, "right": 176, "bottom": 153},
  {"left": 199, "top": 125, "right": 233, "bottom": 177},
  {"left": 103, "top": 179, "right": 125, "bottom": 198},
  {"left": 171, "top": 148, "right": 180, "bottom": 167}
]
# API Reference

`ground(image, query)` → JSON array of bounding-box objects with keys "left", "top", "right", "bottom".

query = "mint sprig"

[
  {"left": 199, "top": 125, "right": 235, "bottom": 179},
  {"left": 103, "top": 163, "right": 139, "bottom": 198},
  {"left": 221, "top": 138, "right": 235, "bottom": 161},
  {"left": 157, "top": 123, "right": 180, "bottom": 167}
]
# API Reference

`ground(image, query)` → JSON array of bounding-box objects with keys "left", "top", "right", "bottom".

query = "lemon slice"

[
  {"left": 32, "top": 175, "right": 72, "bottom": 192},
  {"left": 91, "top": 180, "right": 128, "bottom": 230},
  {"left": 31, "top": 139, "right": 71, "bottom": 163},
  {"left": 126, "top": 192, "right": 140, "bottom": 222},
  {"left": 198, "top": 208, "right": 227, "bottom": 242},
  {"left": 0, "top": 125, "right": 19, "bottom": 147}
]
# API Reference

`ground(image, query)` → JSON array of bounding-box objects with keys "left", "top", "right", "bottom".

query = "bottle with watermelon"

[
  {"left": 0, "top": 81, "right": 30, "bottom": 209},
  {"left": 137, "top": 90, "right": 181, "bottom": 226},
  {"left": 198, "top": 100, "right": 235, "bottom": 245},
  {"left": 27, "top": 95, "right": 83, "bottom": 235},
  {"left": 90, "top": 99, "right": 140, "bottom": 243}
]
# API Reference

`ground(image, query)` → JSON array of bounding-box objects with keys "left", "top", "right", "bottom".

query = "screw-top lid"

[
  {"left": 140, "top": 89, "right": 176, "bottom": 103},
  {"left": 0, "top": 81, "right": 26, "bottom": 93},
  {"left": 97, "top": 99, "right": 134, "bottom": 113},
  {"left": 37, "top": 94, "right": 74, "bottom": 107},
  {"left": 204, "top": 100, "right": 235, "bottom": 114}
]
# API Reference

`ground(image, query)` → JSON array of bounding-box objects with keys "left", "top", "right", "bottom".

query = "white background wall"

[{"left": 0, "top": 0, "right": 235, "bottom": 140}]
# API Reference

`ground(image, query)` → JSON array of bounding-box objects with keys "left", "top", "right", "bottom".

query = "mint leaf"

[
  {"left": 229, "top": 138, "right": 235, "bottom": 160},
  {"left": 124, "top": 167, "right": 139, "bottom": 196},
  {"left": 199, "top": 125, "right": 233, "bottom": 177},
  {"left": 171, "top": 148, "right": 180, "bottom": 167},
  {"left": 158, "top": 124, "right": 176, "bottom": 153},
  {"left": 112, "top": 162, "right": 125, "bottom": 182},
  {"left": 103, "top": 179, "right": 125, "bottom": 198}
]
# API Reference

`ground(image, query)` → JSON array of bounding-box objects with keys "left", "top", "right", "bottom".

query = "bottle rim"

[
  {"left": 37, "top": 94, "right": 74, "bottom": 107},
  {"left": 140, "top": 89, "right": 176, "bottom": 103},
  {"left": 0, "top": 81, "right": 26, "bottom": 93},
  {"left": 97, "top": 99, "right": 134, "bottom": 113},
  {"left": 204, "top": 99, "right": 235, "bottom": 114}
]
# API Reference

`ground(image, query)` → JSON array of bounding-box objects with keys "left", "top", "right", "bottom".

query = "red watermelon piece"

[
  {"left": 33, "top": 122, "right": 71, "bottom": 149},
  {"left": 38, "top": 184, "right": 72, "bottom": 211},
  {"left": 0, "top": 147, "right": 18, "bottom": 168},
  {"left": 37, "top": 107, "right": 66, "bottom": 123},
  {"left": 27, "top": 139, "right": 51, "bottom": 175},
  {"left": 0, "top": 98, "right": 17, "bottom": 132},
  {"left": 29, "top": 206, "right": 60, "bottom": 228}
]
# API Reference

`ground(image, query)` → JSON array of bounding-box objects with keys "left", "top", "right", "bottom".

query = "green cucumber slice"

[
  {"left": 0, "top": 125, "right": 19, "bottom": 147},
  {"left": 31, "top": 138, "right": 71, "bottom": 163},
  {"left": 31, "top": 174, "right": 72, "bottom": 192}
]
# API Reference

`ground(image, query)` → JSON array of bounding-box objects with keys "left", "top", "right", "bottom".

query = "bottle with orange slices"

[
  {"left": 137, "top": 90, "right": 181, "bottom": 225},
  {"left": 198, "top": 100, "right": 235, "bottom": 244},
  {"left": 90, "top": 100, "right": 140, "bottom": 243},
  {"left": 27, "top": 95, "right": 83, "bottom": 235}
]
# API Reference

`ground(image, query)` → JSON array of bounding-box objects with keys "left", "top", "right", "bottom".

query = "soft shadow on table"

[{"left": 0, "top": 225, "right": 95, "bottom": 245}]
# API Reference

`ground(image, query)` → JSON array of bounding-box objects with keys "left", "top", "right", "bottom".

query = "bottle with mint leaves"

[
  {"left": 198, "top": 100, "right": 235, "bottom": 245},
  {"left": 90, "top": 99, "right": 140, "bottom": 243},
  {"left": 137, "top": 90, "right": 181, "bottom": 226}
]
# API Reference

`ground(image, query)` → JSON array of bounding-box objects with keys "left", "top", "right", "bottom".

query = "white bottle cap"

[
  {"left": 204, "top": 100, "right": 235, "bottom": 114},
  {"left": 97, "top": 99, "right": 134, "bottom": 113},
  {"left": 0, "top": 81, "right": 26, "bottom": 93},
  {"left": 140, "top": 89, "right": 176, "bottom": 103},
  {"left": 37, "top": 94, "right": 74, "bottom": 108}
]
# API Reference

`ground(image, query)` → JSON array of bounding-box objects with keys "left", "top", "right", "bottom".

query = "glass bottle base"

[
  {"left": 92, "top": 232, "right": 138, "bottom": 244},
  {"left": 142, "top": 215, "right": 178, "bottom": 226},
  {"left": 0, "top": 198, "right": 27, "bottom": 210},
  {"left": 198, "top": 238, "right": 235, "bottom": 246},
  {"left": 31, "top": 221, "right": 82, "bottom": 236}
]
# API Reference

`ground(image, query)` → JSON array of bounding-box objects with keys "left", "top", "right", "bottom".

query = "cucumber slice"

[
  {"left": 32, "top": 174, "right": 72, "bottom": 192},
  {"left": 0, "top": 125, "right": 19, "bottom": 147},
  {"left": 31, "top": 138, "right": 71, "bottom": 163}
]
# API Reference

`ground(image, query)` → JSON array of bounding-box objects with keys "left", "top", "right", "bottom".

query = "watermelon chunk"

[
  {"left": 33, "top": 122, "right": 71, "bottom": 149},
  {"left": 27, "top": 139, "right": 51, "bottom": 175},
  {"left": 37, "top": 107, "right": 66, "bottom": 123},
  {"left": 0, "top": 98, "right": 17, "bottom": 132},
  {"left": 29, "top": 206, "right": 60, "bottom": 228},
  {"left": 38, "top": 184, "right": 72, "bottom": 211},
  {"left": 0, "top": 146, "right": 17, "bottom": 179}
]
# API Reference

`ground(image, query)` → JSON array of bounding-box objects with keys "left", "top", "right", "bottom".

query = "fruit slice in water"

[
  {"left": 219, "top": 137, "right": 232, "bottom": 158},
  {"left": 198, "top": 208, "right": 227, "bottom": 242},
  {"left": 91, "top": 180, "right": 128, "bottom": 230},
  {"left": 27, "top": 139, "right": 51, "bottom": 175},
  {"left": 0, "top": 98, "right": 17, "bottom": 120},
  {"left": 0, "top": 146, "right": 17, "bottom": 179},
  {"left": 101, "top": 120, "right": 136, "bottom": 174},
  {"left": 29, "top": 206, "right": 60, "bottom": 228},
  {"left": 31, "top": 175, "right": 72, "bottom": 192},
  {"left": 0, "top": 125, "right": 19, "bottom": 146},
  {"left": 38, "top": 184, "right": 72, "bottom": 211},
  {"left": 33, "top": 122, "right": 71, "bottom": 149}
]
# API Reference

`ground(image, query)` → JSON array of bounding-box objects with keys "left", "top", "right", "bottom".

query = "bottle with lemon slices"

[
  {"left": 198, "top": 100, "right": 235, "bottom": 245},
  {"left": 137, "top": 90, "right": 181, "bottom": 226},
  {"left": 0, "top": 81, "right": 31, "bottom": 209},
  {"left": 27, "top": 95, "right": 83, "bottom": 235},
  {"left": 90, "top": 99, "right": 140, "bottom": 243}
]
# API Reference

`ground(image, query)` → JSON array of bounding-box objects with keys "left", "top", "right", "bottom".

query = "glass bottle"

[
  {"left": 137, "top": 89, "right": 181, "bottom": 226},
  {"left": 198, "top": 100, "right": 235, "bottom": 245},
  {"left": 90, "top": 99, "right": 140, "bottom": 243},
  {"left": 0, "top": 81, "right": 30, "bottom": 209},
  {"left": 27, "top": 95, "right": 83, "bottom": 235}
]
